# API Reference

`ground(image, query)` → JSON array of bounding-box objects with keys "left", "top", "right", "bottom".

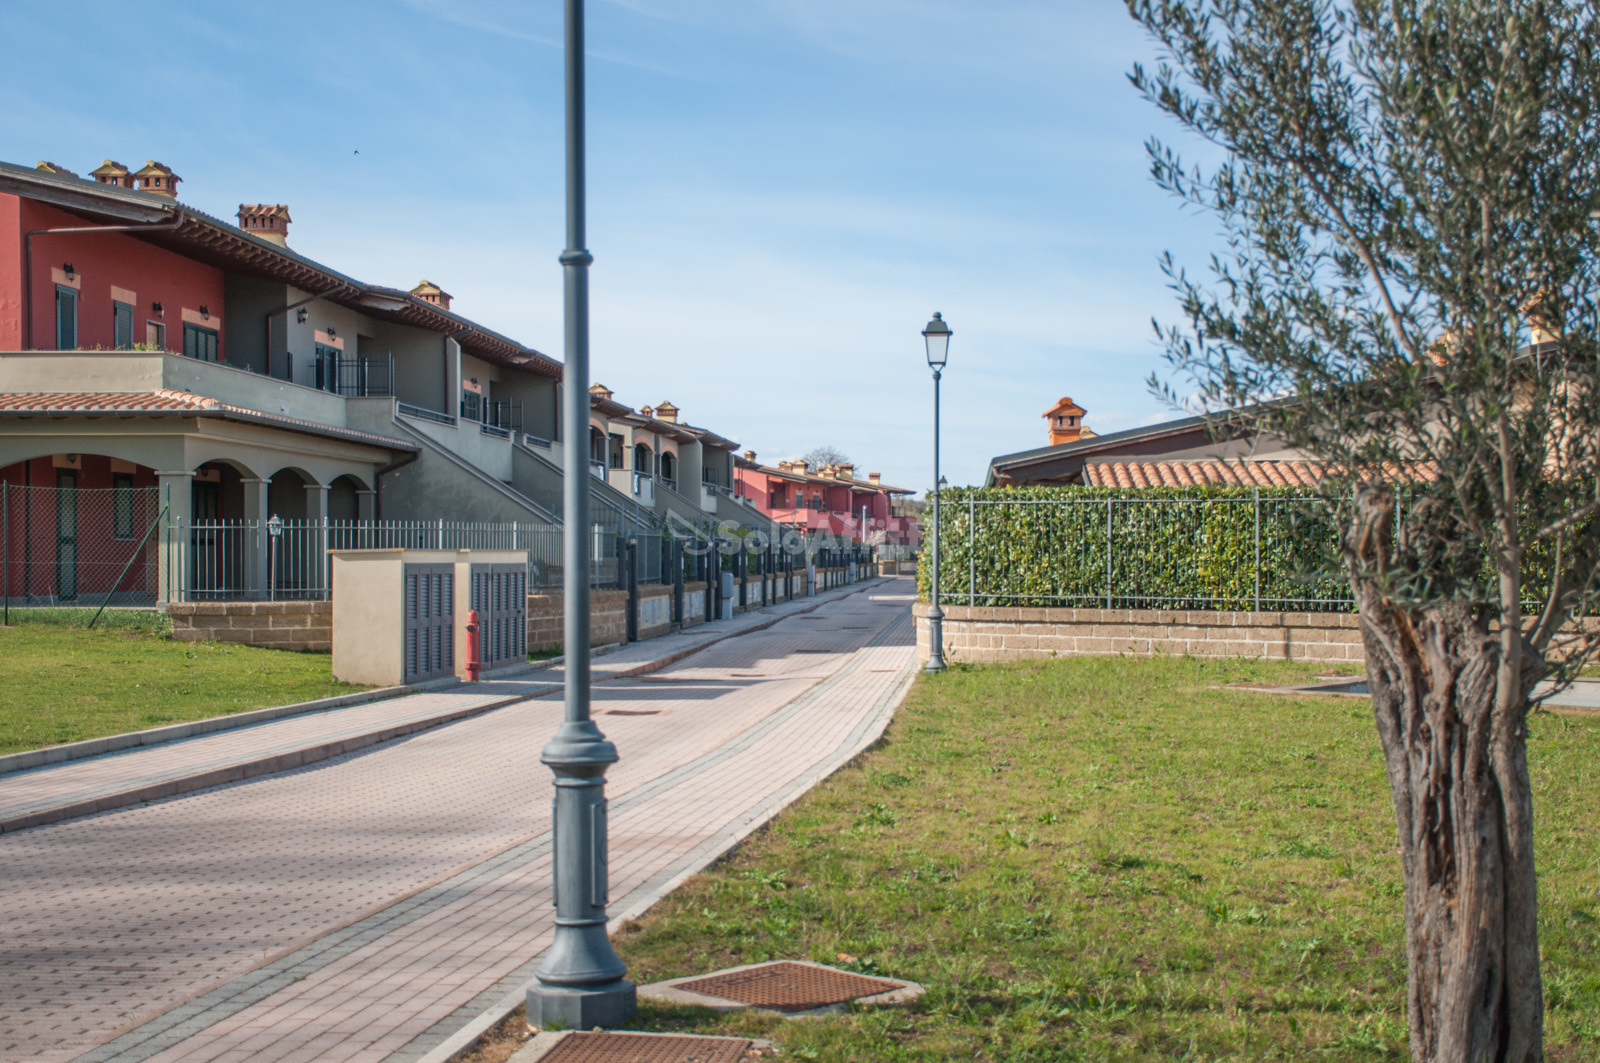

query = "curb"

[
  {"left": 0, "top": 675, "right": 464, "bottom": 779},
  {"left": 0, "top": 691, "right": 540, "bottom": 835},
  {"left": 0, "top": 578, "right": 897, "bottom": 836}
]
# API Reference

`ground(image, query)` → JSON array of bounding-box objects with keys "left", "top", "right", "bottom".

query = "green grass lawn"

[
  {"left": 0, "top": 609, "right": 372, "bottom": 755},
  {"left": 612, "top": 656, "right": 1600, "bottom": 1061}
]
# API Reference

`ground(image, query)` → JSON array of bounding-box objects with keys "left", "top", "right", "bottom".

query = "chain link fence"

[{"left": 1, "top": 481, "right": 163, "bottom": 608}]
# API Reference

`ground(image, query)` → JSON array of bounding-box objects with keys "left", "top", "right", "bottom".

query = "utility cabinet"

[{"left": 330, "top": 549, "right": 528, "bottom": 686}]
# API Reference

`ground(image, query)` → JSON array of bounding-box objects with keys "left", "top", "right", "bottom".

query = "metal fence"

[
  {"left": 930, "top": 492, "right": 1353, "bottom": 611},
  {"left": 2, "top": 481, "right": 164, "bottom": 608}
]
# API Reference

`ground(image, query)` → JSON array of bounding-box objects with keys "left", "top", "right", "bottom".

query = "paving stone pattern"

[{"left": 0, "top": 580, "right": 915, "bottom": 1063}]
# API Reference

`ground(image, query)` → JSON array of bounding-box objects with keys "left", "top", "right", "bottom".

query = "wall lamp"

[
  {"left": 326, "top": 326, "right": 336, "bottom": 338},
  {"left": 296, "top": 308, "right": 308, "bottom": 324},
  {"left": 199, "top": 306, "right": 211, "bottom": 320},
  {"left": 151, "top": 302, "right": 164, "bottom": 317},
  {"left": 62, "top": 263, "right": 76, "bottom": 279}
]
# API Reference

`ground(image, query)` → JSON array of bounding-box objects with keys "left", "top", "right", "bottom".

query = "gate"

[
  {"left": 470, "top": 563, "right": 526, "bottom": 671},
  {"left": 404, "top": 563, "right": 454, "bottom": 683}
]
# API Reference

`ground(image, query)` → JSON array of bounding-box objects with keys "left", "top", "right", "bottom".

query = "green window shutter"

[
  {"left": 183, "top": 324, "right": 219, "bottom": 362},
  {"left": 113, "top": 302, "right": 135, "bottom": 349},
  {"left": 55, "top": 286, "right": 77, "bottom": 349},
  {"left": 113, "top": 474, "right": 134, "bottom": 539}
]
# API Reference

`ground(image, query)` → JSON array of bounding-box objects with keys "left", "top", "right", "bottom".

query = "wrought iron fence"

[
  {"left": 925, "top": 491, "right": 1353, "bottom": 611},
  {"left": 1, "top": 481, "right": 164, "bottom": 609}
]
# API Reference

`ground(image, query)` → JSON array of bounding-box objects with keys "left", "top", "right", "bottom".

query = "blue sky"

[{"left": 1, "top": 0, "right": 1219, "bottom": 491}]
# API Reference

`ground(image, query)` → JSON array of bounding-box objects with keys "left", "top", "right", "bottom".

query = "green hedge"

[{"left": 916, "top": 486, "right": 1351, "bottom": 610}]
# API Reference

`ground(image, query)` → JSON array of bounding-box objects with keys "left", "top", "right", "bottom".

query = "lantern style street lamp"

[
  {"left": 923, "top": 312, "right": 950, "bottom": 673},
  {"left": 525, "top": 0, "right": 636, "bottom": 1030}
]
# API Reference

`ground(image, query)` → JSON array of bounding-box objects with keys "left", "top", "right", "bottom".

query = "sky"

[{"left": 0, "top": 0, "right": 1222, "bottom": 492}]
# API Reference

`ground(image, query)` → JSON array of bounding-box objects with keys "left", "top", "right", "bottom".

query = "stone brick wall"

[
  {"left": 168, "top": 601, "right": 333, "bottom": 652},
  {"left": 526, "top": 590, "right": 630, "bottom": 653},
  {"left": 914, "top": 603, "right": 1364, "bottom": 665}
]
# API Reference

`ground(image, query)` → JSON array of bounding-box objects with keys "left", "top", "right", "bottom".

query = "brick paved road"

[{"left": 1, "top": 579, "right": 915, "bottom": 1063}]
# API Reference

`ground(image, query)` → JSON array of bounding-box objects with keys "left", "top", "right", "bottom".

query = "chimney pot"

[
  {"left": 868, "top": 472, "right": 881, "bottom": 486},
  {"left": 133, "top": 161, "right": 181, "bottom": 197},
  {"left": 589, "top": 382, "right": 614, "bottom": 400},
  {"left": 654, "top": 401, "right": 679, "bottom": 423},
  {"left": 1043, "top": 396, "right": 1088, "bottom": 446},
  {"left": 36, "top": 161, "right": 79, "bottom": 178},
  {"left": 409, "top": 279, "right": 452, "bottom": 311},
  {"left": 90, "top": 160, "right": 133, "bottom": 188},
  {"left": 743, "top": 450, "right": 756, "bottom": 462},
  {"left": 238, "top": 204, "right": 292, "bottom": 246}
]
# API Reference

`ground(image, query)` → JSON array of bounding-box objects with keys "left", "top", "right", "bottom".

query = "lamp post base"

[
  {"left": 527, "top": 979, "right": 637, "bottom": 1030},
  {"left": 924, "top": 605, "right": 947, "bottom": 672}
]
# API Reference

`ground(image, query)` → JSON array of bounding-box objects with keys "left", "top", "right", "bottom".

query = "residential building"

[
  {"left": 733, "top": 455, "right": 918, "bottom": 546},
  {"left": 0, "top": 157, "right": 678, "bottom": 603},
  {"left": 985, "top": 395, "right": 1306, "bottom": 487}
]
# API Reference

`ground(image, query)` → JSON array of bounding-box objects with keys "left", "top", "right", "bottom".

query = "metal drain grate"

[
  {"left": 606, "top": 709, "right": 662, "bottom": 716},
  {"left": 536, "top": 1032, "right": 753, "bottom": 1062},
  {"left": 792, "top": 649, "right": 834, "bottom": 654},
  {"left": 677, "top": 961, "right": 901, "bottom": 1012}
]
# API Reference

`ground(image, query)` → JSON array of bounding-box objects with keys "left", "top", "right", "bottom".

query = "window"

[
  {"left": 113, "top": 474, "right": 134, "bottom": 539},
  {"left": 461, "top": 390, "right": 482, "bottom": 422},
  {"left": 146, "top": 321, "right": 166, "bottom": 350},
  {"left": 113, "top": 302, "right": 135, "bottom": 349},
  {"left": 183, "top": 323, "right": 219, "bottom": 362},
  {"left": 315, "top": 344, "right": 341, "bottom": 392},
  {"left": 55, "top": 285, "right": 77, "bottom": 348}
]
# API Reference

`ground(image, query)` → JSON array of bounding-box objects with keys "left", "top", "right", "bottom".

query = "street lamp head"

[{"left": 922, "top": 312, "right": 951, "bottom": 370}]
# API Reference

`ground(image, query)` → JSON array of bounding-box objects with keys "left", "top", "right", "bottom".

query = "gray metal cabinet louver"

[
  {"left": 470, "top": 563, "right": 526, "bottom": 670},
  {"left": 404, "top": 564, "right": 455, "bottom": 683}
]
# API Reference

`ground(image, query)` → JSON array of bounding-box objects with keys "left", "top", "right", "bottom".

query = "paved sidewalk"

[
  {"left": 1, "top": 578, "right": 917, "bottom": 1063},
  {"left": 0, "top": 579, "right": 885, "bottom": 835}
]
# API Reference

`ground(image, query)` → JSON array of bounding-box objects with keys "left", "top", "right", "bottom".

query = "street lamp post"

[
  {"left": 922, "top": 312, "right": 950, "bottom": 673},
  {"left": 526, "top": 0, "right": 636, "bottom": 1030}
]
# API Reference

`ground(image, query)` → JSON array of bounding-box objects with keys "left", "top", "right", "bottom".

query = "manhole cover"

[
  {"left": 677, "top": 961, "right": 901, "bottom": 1012},
  {"left": 535, "top": 1031, "right": 752, "bottom": 1063}
]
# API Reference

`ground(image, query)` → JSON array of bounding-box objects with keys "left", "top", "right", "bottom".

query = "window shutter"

[
  {"left": 113, "top": 302, "right": 134, "bottom": 349},
  {"left": 56, "top": 287, "right": 77, "bottom": 349}
]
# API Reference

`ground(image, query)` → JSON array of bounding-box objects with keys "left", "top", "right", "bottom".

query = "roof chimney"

[
  {"left": 743, "top": 450, "right": 756, "bottom": 463},
  {"left": 36, "top": 161, "right": 78, "bottom": 178},
  {"left": 1043, "top": 396, "right": 1088, "bottom": 446},
  {"left": 90, "top": 160, "right": 133, "bottom": 188},
  {"left": 237, "top": 204, "right": 292, "bottom": 246},
  {"left": 133, "top": 161, "right": 181, "bottom": 197},
  {"left": 654, "top": 400, "right": 679, "bottom": 423},
  {"left": 410, "top": 280, "right": 452, "bottom": 311},
  {"left": 868, "top": 472, "right": 881, "bottom": 486},
  {"left": 589, "top": 382, "right": 614, "bottom": 400},
  {"left": 836, "top": 463, "right": 854, "bottom": 480}
]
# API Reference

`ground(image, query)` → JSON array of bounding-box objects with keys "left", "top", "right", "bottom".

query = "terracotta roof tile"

[
  {"left": 0, "top": 391, "right": 414, "bottom": 450},
  {"left": 1081, "top": 459, "right": 1434, "bottom": 489}
]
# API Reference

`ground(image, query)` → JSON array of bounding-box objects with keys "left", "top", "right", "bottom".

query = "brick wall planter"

[
  {"left": 168, "top": 601, "right": 333, "bottom": 652},
  {"left": 526, "top": 590, "right": 629, "bottom": 653},
  {"left": 914, "top": 602, "right": 1365, "bottom": 665}
]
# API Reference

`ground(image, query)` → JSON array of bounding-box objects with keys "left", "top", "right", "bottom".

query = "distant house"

[
  {"left": 986, "top": 395, "right": 1309, "bottom": 488},
  {"left": 734, "top": 455, "right": 918, "bottom": 546}
]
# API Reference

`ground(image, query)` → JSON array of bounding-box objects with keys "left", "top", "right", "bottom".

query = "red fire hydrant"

[{"left": 465, "top": 608, "right": 482, "bottom": 682}]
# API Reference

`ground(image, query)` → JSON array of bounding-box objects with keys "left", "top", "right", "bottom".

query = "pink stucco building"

[{"left": 733, "top": 453, "right": 918, "bottom": 547}]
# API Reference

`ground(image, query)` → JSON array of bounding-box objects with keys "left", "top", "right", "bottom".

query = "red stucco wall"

[
  {"left": 0, "top": 456, "right": 161, "bottom": 602},
  {"left": 0, "top": 193, "right": 225, "bottom": 355}
]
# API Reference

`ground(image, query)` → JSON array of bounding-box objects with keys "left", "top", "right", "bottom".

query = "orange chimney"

[
  {"left": 868, "top": 472, "right": 881, "bottom": 486},
  {"left": 1043, "top": 396, "right": 1088, "bottom": 446},
  {"left": 238, "top": 204, "right": 292, "bottom": 246},
  {"left": 134, "top": 161, "right": 181, "bottom": 197},
  {"left": 90, "top": 160, "right": 133, "bottom": 188},
  {"left": 410, "top": 280, "right": 452, "bottom": 311},
  {"left": 654, "top": 400, "right": 679, "bottom": 423}
]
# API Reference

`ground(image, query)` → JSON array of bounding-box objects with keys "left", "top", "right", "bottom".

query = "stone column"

[
  {"left": 241, "top": 478, "right": 270, "bottom": 598},
  {"left": 156, "top": 471, "right": 193, "bottom": 605},
  {"left": 304, "top": 482, "right": 329, "bottom": 597}
]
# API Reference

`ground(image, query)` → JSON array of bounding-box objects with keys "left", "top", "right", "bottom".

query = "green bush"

[{"left": 917, "top": 486, "right": 1350, "bottom": 610}]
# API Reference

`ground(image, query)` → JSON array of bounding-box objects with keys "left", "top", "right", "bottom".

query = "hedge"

[{"left": 915, "top": 485, "right": 1354, "bottom": 611}]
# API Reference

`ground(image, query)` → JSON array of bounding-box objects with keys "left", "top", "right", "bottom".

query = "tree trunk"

[{"left": 1347, "top": 490, "right": 1544, "bottom": 1063}]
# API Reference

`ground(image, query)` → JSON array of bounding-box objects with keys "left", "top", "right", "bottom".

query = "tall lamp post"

[
  {"left": 922, "top": 312, "right": 950, "bottom": 673},
  {"left": 526, "top": 0, "right": 636, "bottom": 1029}
]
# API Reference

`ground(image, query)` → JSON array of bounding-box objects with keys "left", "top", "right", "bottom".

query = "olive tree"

[{"left": 1127, "top": 1, "right": 1600, "bottom": 1058}]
